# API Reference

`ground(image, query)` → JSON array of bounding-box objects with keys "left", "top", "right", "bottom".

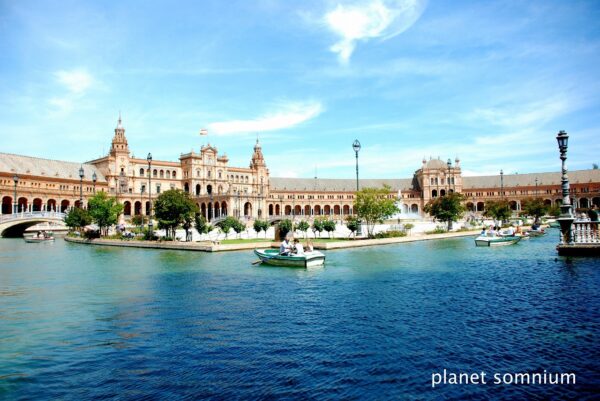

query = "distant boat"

[
  {"left": 474, "top": 235, "right": 521, "bottom": 247},
  {"left": 254, "top": 249, "right": 326, "bottom": 268},
  {"left": 23, "top": 234, "right": 55, "bottom": 243}
]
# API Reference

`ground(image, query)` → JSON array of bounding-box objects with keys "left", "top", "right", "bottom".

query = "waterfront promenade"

[{"left": 64, "top": 229, "right": 483, "bottom": 252}]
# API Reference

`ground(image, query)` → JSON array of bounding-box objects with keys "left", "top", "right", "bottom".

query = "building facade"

[{"left": 1, "top": 117, "right": 600, "bottom": 221}]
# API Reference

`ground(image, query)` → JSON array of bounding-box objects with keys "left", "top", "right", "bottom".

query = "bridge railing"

[
  {"left": 572, "top": 221, "right": 600, "bottom": 244},
  {"left": 0, "top": 211, "right": 66, "bottom": 224}
]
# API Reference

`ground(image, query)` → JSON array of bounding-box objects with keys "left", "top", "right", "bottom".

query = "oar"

[{"left": 252, "top": 260, "right": 262, "bottom": 265}]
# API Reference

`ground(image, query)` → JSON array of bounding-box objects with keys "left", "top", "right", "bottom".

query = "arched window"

[
  {"left": 140, "top": 168, "right": 145, "bottom": 177},
  {"left": 218, "top": 170, "right": 222, "bottom": 179},
  {"left": 160, "top": 170, "right": 164, "bottom": 178},
  {"left": 172, "top": 171, "right": 177, "bottom": 179},
  {"left": 166, "top": 171, "right": 171, "bottom": 179},
  {"left": 196, "top": 169, "right": 201, "bottom": 178},
  {"left": 195, "top": 184, "right": 201, "bottom": 196},
  {"left": 432, "top": 189, "right": 438, "bottom": 198},
  {"left": 153, "top": 169, "right": 157, "bottom": 178},
  {"left": 207, "top": 170, "right": 211, "bottom": 178}
]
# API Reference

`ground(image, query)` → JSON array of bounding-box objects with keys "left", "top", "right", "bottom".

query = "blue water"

[{"left": 0, "top": 232, "right": 598, "bottom": 400}]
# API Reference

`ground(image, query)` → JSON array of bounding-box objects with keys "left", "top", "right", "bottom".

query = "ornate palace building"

[{"left": 1, "top": 117, "right": 600, "bottom": 222}]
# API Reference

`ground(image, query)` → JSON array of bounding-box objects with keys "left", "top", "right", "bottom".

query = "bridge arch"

[{"left": 0, "top": 212, "right": 66, "bottom": 237}]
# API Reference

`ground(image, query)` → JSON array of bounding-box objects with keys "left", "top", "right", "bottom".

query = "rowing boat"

[
  {"left": 254, "top": 249, "right": 326, "bottom": 268},
  {"left": 474, "top": 235, "right": 521, "bottom": 247}
]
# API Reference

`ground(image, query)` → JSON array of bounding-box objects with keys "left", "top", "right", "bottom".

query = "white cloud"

[
  {"left": 208, "top": 101, "right": 324, "bottom": 136},
  {"left": 324, "top": 0, "right": 427, "bottom": 63},
  {"left": 54, "top": 69, "right": 94, "bottom": 94}
]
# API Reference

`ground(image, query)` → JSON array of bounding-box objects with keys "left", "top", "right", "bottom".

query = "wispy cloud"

[
  {"left": 324, "top": 0, "right": 427, "bottom": 64},
  {"left": 54, "top": 69, "right": 94, "bottom": 94},
  {"left": 208, "top": 101, "right": 324, "bottom": 136},
  {"left": 48, "top": 69, "right": 94, "bottom": 115}
]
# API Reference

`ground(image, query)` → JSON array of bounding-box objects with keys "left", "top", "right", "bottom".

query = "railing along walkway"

[
  {"left": 0, "top": 211, "right": 66, "bottom": 223},
  {"left": 572, "top": 221, "right": 600, "bottom": 244}
]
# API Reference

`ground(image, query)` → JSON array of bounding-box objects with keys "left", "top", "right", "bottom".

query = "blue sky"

[{"left": 1, "top": 0, "right": 599, "bottom": 179}]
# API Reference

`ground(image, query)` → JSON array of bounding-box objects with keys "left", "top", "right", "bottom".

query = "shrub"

[
  {"left": 373, "top": 230, "right": 407, "bottom": 239},
  {"left": 425, "top": 227, "right": 447, "bottom": 234}
]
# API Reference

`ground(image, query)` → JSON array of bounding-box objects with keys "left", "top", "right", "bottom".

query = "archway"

[
  {"left": 324, "top": 205, "right": 331, "bottom": 215},
  {"left": 476, "top": 202, "right": 484, "bottom": 212},
  {"left": 221, "top": 201, "right": 227, "bottom": 216},
  {"left": 305, "top": 205, "right": 311, "bottom": 216},
  {"left": 18, "top": 197, "right": 28, "bottom": 212},
  {"left": 343, "top": 205, "right": 350, "bottom": 215},
  {"left": 269, "top": 204, "right": 274, "bottom": 216},
  {"left": 124, "top": 201, "right": 132, "bottom": 216},
  {"left": 145, "top": 201, "right": 151, "bottom": 215},
  {"left": 334, "top": 205, "right": 340, "bottom": 215},
  {"left": 544, "top": 199, "right": 552, "bottom": 206},
  {"left": 61, "top": 199, "right": 70, "bottom": 213},
  {"left": 579, "top": 198, "right": 589, "bottom": 209},
  {"left": 245, "top": 202, "right": 252, "bottom": 217},
  {"left": 509, "top": 201, "right": 517, "bottom": 211},
  {"left": 134, "top": 201, "right": 142, "bottom": 215},
  {"left": 275, "top": 204, "right": 280, "bottom": 215},
  {"left": 294, "top": 205, "right": 301, "bottom": 215},
  {"left": 196, "top": 184, "right": 201, "bottom": 196},
  {"left": 314, "top": 205, "right": 321, "bottom": 215},
  {"left": 592, "top": 197, "right": 600, "bottom": 207},
  {"left": 466, "top": 202, "right": 474, "bottom": 212},
  {"left": 208, "top": 203, "right": 213, "bottom": 220},
  {"left": 184, "top": 183, "right": 189, "bottom": 193},
  {"left": 207, "top": 185, "right": 212, "bottom": 195},
  {"left": 201, "top": 203, "right": 206, "bottom": 219},
  {"left": 440, "top": 189, "right": 446, "bottom": 197},
  {"left": 33, "top": 198, "right": 43, "bottom": 212},
  {"left": 2, "top": 196, "right": 12, "bottom": 214},
  {"left": 411, "top": 204, "right": 419, "bottom": 213},
  {"left": 47, "top": 199, "right": 57, "bottom": 212},
  {"left": 432, "top": 190, "right": 438, "bottom": 198},
  {"left": 284, "top": 205, "right": 291, "bottom": 215}
]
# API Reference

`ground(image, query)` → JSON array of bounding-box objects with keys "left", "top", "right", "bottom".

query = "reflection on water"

[{"left": 0, "top": 232, "right": 598, "bottom": 400}]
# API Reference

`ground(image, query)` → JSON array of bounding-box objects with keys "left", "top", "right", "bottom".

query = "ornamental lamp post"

[
  {"left": 79, "top": 165, "right": 84, "bottom": 207},
  {"left": 556, "top": 130, "right": 574, "bottom": 245},
  {"left": 13, "top": 174, "right": 19, "bottom": 214},
  {"left": 352, "top": 139, "right": 361, "bottom": 192},
  {"left": 535, "top": 177, "right": 538, "bottom": 196},
  {"left": 500, "top": 169, "right": 504, "bottom": 199},
  {"left": 147, "top": 153, "right": 153, "bottom": 237},
  {"left": 92, "top": 172, "right": 97, "bottom": 194}
]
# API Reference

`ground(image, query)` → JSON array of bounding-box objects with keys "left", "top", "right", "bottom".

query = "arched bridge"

[{"left": 0, "top": 212, "right": 66, "bottom": 237}]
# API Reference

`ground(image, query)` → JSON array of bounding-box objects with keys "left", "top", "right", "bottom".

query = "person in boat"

[
  {"left": 279, "top": 236, "right": 293, "bottom": 256},
  {"left": 36, "top": 231, "right": 42, "bottom": 238},
  {"left": 504, "top": 226, "right": 515, "bottom": 237},
  {"left": 480, "top": 227, "right": 487, "bottom": 236},
  {"left": 292, "top": 239, "right": 304, "bottom": 255}
]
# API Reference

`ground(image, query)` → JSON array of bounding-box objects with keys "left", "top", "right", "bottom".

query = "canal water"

[{"left": 0, "top": 231, "right": 598, "bottom": 400}]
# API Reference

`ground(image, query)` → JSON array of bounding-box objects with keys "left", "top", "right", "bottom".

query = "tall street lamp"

[
  {"left": 147, "top": 153, "right": 153, "bottom": 237},
  {"left": 535, "top": 177, "right": 538, "bottom": 196},
  {"left": 556, "top": 130, "right": 574, "bottom": 244},
  {"left": 79, "top": 165, "right": 84, "bottom": 207},
  {"left": 92, "top": 172, "right": 97, "bottom": 194},
  {"left": 500, "top": 169, "right": 504, "bottom": 199},
  {"left": 353, "top": 139, "right": 361, "bottom": 192},
  {"left": 13, "top": 174, "right": 19, "bottom": 214}
]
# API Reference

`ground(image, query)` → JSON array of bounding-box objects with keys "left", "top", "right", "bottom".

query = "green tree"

[
  {"left": 278, "top": 219, "right": 293, "bottom": 239},
  {"left": 195, "top": 214, "right": 209, "bottom": 236},
  {"left": 323, "top": 219, "right": 336, "bottom": 238},
  {"left": 424, "top": 193, "right": 466, "bottom": 231},
  {"left": 233, "top": 219, "right": 246, "bottom": 239},
  {"left": 253, "top": 219, "right": 270, "bottom": 238},
  {"left": 88, "top": 191, "right": 123, "bottom": 236},
  {"left": 354, "top": 185, "right": 399, "bottom": 237},
  {"left": 296, "top": 220, "right": 310, "bottom": 238},
  {"left": 216, "top": 216, "right": 242, "bottom": 239},
  {"left": 548, "top": 204, "right": 561, "bottom": 218},
  {"left": 64, "top": 207, "right": 92, "bottom": 232},
  {"left": 483, "top": 199, "right": 512, "bottom": 223},
  {"left": 403, "top": 223, "right": 414, "bottom": 235},
  {"left": 153, "top": 189, "right": 198, "bottom": 239},
  {"left": 131, "top": 215, "right": 147, "bottom": 227},
  {"left": 312, "top": 217, "right": 325, "bottom": 238},
  {"left": 346, "top": 216, "right": 359, "bottom": 238},
  {"left": 520, "top": 197, "right": 549, "bottom": 221}
]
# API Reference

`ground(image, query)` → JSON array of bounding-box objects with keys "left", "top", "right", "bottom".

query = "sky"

[{"left": 1, "top": 0, "right": 599, "bottom": 179}]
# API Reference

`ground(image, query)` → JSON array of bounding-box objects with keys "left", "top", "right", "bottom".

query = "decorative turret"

[
  {"left": 250, "top": 138, "right": 266, "bottom": 169},
  {"left": 109, "top": 113, "right": 129, "bottom": 156}
]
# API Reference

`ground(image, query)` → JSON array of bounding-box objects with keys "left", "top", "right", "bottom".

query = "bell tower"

[{"left": 109, "top": 113, "right": 129, "bottom": 156}]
